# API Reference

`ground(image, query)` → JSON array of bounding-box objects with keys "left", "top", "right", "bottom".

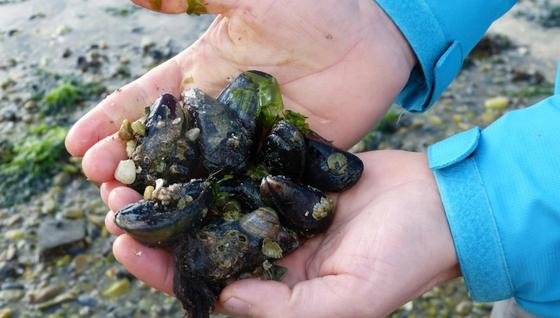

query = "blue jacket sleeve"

[
  {"left": 375, "top": 0, "right": 516, "bottom": 112},
  {"left": 427, "top": 69, "right": 560, "bottom": 318}
]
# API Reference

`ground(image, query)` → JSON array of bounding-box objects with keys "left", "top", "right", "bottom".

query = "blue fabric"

[
  {"left": 429, "top": 84, "right": 560, "bottom": 317},
  {"left": 556, "top": 63, "right": 560, "bottom": 95},
  {"left": 375, "top": 0, "right": 517, "bottom": 112},
  {"left": 428, "top": 127, "right": 480, "bottom": 170},
  {"left": 431, "top": 157, "right": 514, "bottom": 301}
]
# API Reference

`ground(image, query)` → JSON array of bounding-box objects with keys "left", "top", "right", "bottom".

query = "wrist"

[
  {"left": 417, "top": 153, "right": 461, "bottom": 284},
  {"left": 362, "top": 0, "right": 417, "bottom": 84}
]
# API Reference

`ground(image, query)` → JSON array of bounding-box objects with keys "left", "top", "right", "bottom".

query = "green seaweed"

[
  {"left": 1, "top": 124, "right": 69, "bottom": 176},
  {"left": 38, "top": 73, "right": 106, "bottom": 116},
  {"left": 246, "top": 164, "right": 269, "bottom": 181},
  {"left": 245, "top": 71, "right": 285, "bottom": 130},
  {"left": 43, "top": 82, "right": 80, "bottom": 112},
  {"left": 211, "top": 174, "right": 235, "bottom": 207},
  {"left": 283, "top": 110, "right": 310, "bottom": 135},
  {"left": 1, "top": 78, "right": 16, "bottom": 90},
  {"left": 511, "top": 83, "right": 554, "bottom": 98},
  {"left": 376, "top": 110, "right": 400, "bottom": 133}
]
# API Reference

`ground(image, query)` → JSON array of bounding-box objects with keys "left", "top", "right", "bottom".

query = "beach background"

[{"left": 0, "top": 0, "right": 558, "bottom": 317}]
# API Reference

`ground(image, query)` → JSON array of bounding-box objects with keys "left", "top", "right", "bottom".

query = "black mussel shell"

[
  {"left": 173, "top": 207, "right": 280, "bottom": 318},
  {"left": 217, "top": 70, "right": 271, "bottom": 138},
  {"left": 218, "top": 177, "right": 263, "bottom": 211},
  {"left": 145, "top": 93, "right": 179, "bottom": 130},
  {"left": 302, "top": 138, "right": 363, "bottom": 192},
  {"left": 184, "top": 88, "right": 252, "bottom": 174},
  {"left": 260, "top": 175, "right": 335, "bottom": 236},
  {"left": 260, "top": 120, "right": 305, "bottom": 178},
  {"left": 115, "top": 180, "right": 211, "bottom": 247},
  {"left": 131, "top": 94, "right": 200, "bottom": 192}
]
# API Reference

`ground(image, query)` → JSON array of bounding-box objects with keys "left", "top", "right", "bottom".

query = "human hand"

[{"left": 103, "top": 150, "right": 458, "bottom": 317}]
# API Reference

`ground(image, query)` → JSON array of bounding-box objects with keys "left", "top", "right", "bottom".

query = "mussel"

[
  {"left": 114, "top": 180, "right": 211, "bottom": 247},
  {"left": 130, "top": 94, "right": 200, "bottom": 192},
  {"left": 217, "top": 177, "right": 263, "bottom": 212},
  {"left": 302, "top": 138, "right": 364, "bottom": 192},
  {"left": 260, "top": 120, "right": 306, "bottom": 178},
  {"left": 173, "top": 207, "right": 295, "bottom": 318},
  {"left": 184, "top": 88, "right": 253, "bottom": 174},
  {"left": 217, "top": 70, "right": 268, "bottom": 139},
  {"left": 260, "top": 175, "right": 335, "bottom": 236}
]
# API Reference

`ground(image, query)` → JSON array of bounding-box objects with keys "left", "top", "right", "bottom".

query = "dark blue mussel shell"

[
  {"left": 115, "top": 180, "right": 211, "bottom": 247},
  {"left": 260, "top": 120, "right": 306, "bottom": 179},
  {"left": 131, "top": 93, "right": 200, "bottom": 192},
  {"left": 302, "top": 138, "right": 363, "bottom": 192},
  {"left": 173, "top": 207, "right": 298, "bottom": 318},
  {"left": 184, "top": 88, "right": 253, "bottom": 174},
  {"left": 260, "top": 175, "right": 334, "bottom": 236}
]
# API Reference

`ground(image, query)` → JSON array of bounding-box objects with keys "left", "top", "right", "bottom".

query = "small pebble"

[
  {"left": 37, "top": 219, "right": 87, "bottom": 257},
  {"left": 484, "top": 96, "right": 509, "bottom": 111},
  {"left": 114, "top": 160, "right": 136, "bottom": 185},
  {"left": 28, "top": 285, "right": 63, "bottom": 304},
  {"left": 5, "top": 229, "right": 25, "bottom": 241},
  {"left": 62, "top": 48, "right": 72, "bottom": 58},
  {"left": 79, "top": 306, "right": 92, "bottom": 316},
  {"left": 4, "top": 244, "right": 16, "bottom": 261},
  {"left": 481, "top": 110, "right": 499, "bottom": 124},
  {"left": 102, "top": 279, "right": 130, "bottom": 299},
  {"left": 427, "top": 115, "right": 443, "bottom": 126},
  {"left": 76, "top": 294, "right": 97, "bottom": 307},
  {"left": 402, "top": 301, "right": 413, "bottom": 311},
  {"left": 23, "top": 100, "right": 37, "bottom": 110},
  {"left": 0, "top": 308, "right": 12, "bottom": 318},
  {"left": 126, "top": 140, "right": 136, "bottom": 158},
  {"left": 42, "top": 198, "right": 57, "bottom": 214},
  {"left": 0, "top": 289, "right": 24, "bottom": 301},
  {"left": 72, "top": 255, "right": 90, "bottom": 274},
  {"left": 143, "top": 186, "right": 154, "bottom": 200},
  {"left": 54, "top": 25, "right": 72, "bottom": 36},
  {"left": 53, "top": 172, "right": 72, "bottom": 187},
  {"left": 62, "top": 208, "right": 84, "bottom": 220},
  {"left": 455, "top": 300, "right": 473, "bottom": 315}
]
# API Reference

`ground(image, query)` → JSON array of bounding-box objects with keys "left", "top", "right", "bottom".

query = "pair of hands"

[{"left": 65, "top": 0, "right": 459, "bottom": 317}]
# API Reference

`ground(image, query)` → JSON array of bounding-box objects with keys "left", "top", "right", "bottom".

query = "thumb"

[{"left": 219, "top": 275, "right": 376, "bottom": 318}]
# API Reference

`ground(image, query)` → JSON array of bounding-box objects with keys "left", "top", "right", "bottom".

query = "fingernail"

[{"left": 223, "top": 297, "right": 251, "bottom": 316}]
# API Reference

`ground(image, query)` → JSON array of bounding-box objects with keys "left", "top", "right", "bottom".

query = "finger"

[
  {"left": 113, "top": 234, "right": 174, "bottom": 294},
  {"left": 105, "top": 210, "right": 125, "bottom": 236},
  {"left": 131, "top": 0, "right": 237, "bottom": 14},
  {"left": 66, "top": 56, "right": 185, "bottom": 157},
  {"left": 100, "top": 181, "right": 124, "bottom": 205},
  {"left": 107, "top": 186, "right": 143, "bottom": 212},
  {"left": 82, "top": 134, "right": 126, "bottom": 183},
  {"left": 220, "top": 274, "right": 374, "bottom": 318}
]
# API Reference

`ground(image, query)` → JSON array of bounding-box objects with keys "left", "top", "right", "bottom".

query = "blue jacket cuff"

[
  {"left": 432, "top": 158, "right": 514, "bottom": 301},
  {"left": 429, "top": 128, "right": 514, "bottom": 301},
  {"left": 375, "top": 0, "right": 516, "bottom": 112}
]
